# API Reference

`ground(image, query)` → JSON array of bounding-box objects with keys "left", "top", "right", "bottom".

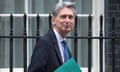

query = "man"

[{"left": 28, "top": 1, "right": 76, "bottom": 72}]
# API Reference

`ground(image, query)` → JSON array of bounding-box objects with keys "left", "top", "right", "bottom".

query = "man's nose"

[{"left": 65, "top": 16, "right": 70, "bottom": 22}]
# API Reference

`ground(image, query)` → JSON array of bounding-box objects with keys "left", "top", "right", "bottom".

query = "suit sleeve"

[{"left": 28, "top": 39, "right": 49, "bottom": 72}]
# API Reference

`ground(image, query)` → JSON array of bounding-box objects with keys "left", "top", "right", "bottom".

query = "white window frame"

[
  {"left": 0, "top": 0, "right": 104, "bottom": 72},
  {"left": 92, "top": 0, "right": 105, "bottom": 72}
]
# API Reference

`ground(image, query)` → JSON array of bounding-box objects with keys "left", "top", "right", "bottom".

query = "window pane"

[
  {"left": 77, "top": 17, "right": 89, "bottom": 37},
  {"left": 13, "top": 17, "right": 24, "bottom": 67},
  {"left": 0, "top": 16, "right": 24, "bottom": 68},
  {"left": 14, "top": 0, "right": 24, "bottom": 13},
  {"left": 28, "top": 16, "right": 50, "bottom": 62},
  {"left": 77, "top": 17, "right": 89, "bottom": 67},
  {"left": 76, "top": 0, "right": 92, "bottom": 14},
  {"left": 0, "top": 17, "right": 10, "bottom": 68},
  {"left": 44, "top": 0, "right": 92, "bottom": 14},
  {"left": 0, "top": 39, "right": 10, "bottom": 68},
  {"left": 0, "top": 0, "right": 24, "bottom": 13},
  {"left": 28, "top": 16, "right": 49, "bottom": 36},
  {"left": 28, "top": 0, "right": 57, "bottom": 13}
]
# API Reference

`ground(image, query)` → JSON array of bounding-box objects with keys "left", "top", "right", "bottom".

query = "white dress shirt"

[{"left": 53, "top": 28, "right": 65, "bottom": 62}]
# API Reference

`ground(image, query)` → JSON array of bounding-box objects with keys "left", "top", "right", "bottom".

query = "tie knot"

[{"left": 61, "top": 40, "right": 66, "bottom": 45}]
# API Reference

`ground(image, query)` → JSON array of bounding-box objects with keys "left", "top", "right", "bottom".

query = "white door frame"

[{"left": 92, "top": 0, "right": 104, "bottom": 72}]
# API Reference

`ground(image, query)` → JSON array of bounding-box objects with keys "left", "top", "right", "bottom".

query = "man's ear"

[{"left": 51, "top": 16, "right": 55, "bottom": 26}]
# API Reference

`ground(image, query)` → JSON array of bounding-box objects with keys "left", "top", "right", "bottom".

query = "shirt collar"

[{"left": 53, "top": 28, "right": 66, "bottom": 42}]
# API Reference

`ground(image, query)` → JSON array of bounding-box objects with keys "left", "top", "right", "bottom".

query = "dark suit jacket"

[{"left": 28, "top": 29, "right": 71, "bottom": 72}]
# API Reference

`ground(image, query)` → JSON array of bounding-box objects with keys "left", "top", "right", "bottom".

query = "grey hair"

[{"left": 52, "top": 1, "right": 76, "bottom": 16}]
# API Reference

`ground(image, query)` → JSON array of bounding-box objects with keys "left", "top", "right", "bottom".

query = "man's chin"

[{"left": 64, "top": 29, "right": 71, "bottom": 33}]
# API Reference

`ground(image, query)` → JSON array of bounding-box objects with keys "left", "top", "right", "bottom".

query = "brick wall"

[{"left": 105, "top": 0, "right": 120, "bottom": 72}]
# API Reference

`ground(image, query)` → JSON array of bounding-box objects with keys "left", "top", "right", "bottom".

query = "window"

[{"left": 0, "top": 0, "right": 104, "bottom": 72}]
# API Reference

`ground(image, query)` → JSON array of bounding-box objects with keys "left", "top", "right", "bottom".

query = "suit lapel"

[
  {"left": 54, "top": 44, "right": 63, "bottom": 64},
  {"left": 48, "top": 29, "right": 63, "bottom": 65}
]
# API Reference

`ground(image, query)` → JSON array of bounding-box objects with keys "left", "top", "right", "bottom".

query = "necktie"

[{"left": 61, "top": 40, "right": 70, "bottom": 62}]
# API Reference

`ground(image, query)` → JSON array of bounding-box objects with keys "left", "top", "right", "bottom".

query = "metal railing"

[{"left": 0, "top": 14, "right": 117, "bottom": 72}]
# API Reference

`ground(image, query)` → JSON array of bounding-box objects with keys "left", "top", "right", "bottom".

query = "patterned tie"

[{"left": 61, "top": 40, "right": 70, "bottom": 62}]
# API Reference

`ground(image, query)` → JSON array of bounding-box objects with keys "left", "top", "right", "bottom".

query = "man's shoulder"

[{"left": 36, "top": 29, "right": 57, "bottom": 45}]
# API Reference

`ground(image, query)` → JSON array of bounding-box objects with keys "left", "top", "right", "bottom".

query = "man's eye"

[
  {"left": 60, "top": 15, "right": 66, "bottom": 18},
  {"left": 60, "top": 15, "right": 74, "bottom": 19},
  {"left": 69, "top": 16, "right": 74, "bottom": 19}
]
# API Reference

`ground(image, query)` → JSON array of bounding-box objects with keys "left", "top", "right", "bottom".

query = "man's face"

[{"left": 52, "top": 7, "right": 75, "bottom": 35}]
